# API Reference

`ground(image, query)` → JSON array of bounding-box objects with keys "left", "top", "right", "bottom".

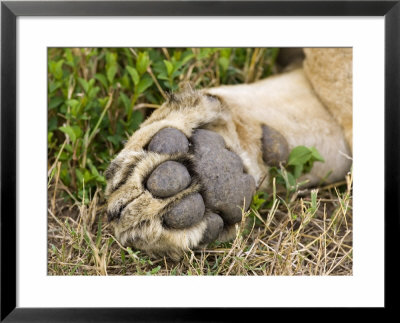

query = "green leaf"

[
  {"left": 198, "top": 48, "right": 213, "bottom": 59},
  {"left": 49, "top": 60, "right": 64, "bottom": 80},
  {"left": 121, "top": 73, "right": 130, "bottom": 89},
  {"left": 220, "top": 48, "right": 232, "bottom": 58},
  {"left": 310, "top": 147, "right": 325, "bottom": 162},
  {"left": 163, "top": 60, "right": 174, "bottom": 76},
  {"left": 94, "top": 73, "right": 108, "bottom": 88},
  {"left": 137, "top": 76, "right": 153, "bottom": 94},
  {"left": 121, "top": 249, "right": 126, "bottom": 263},
  {"left": 119, "top": 92, "right": 131, "bottom": 114},
  {"left": 71, "top": 125, "right": 83, "bottom": 140},
  {"left": 286, "top": 172, "right": 296, "bottom": 190},
  {"left": 180, "top": 53, "right": 195, "bottom": 65},
  {"left": 75, "top": 169, "right": 84, "bottom": 183},
  {"left": 126, "top": 66, "right": 140, "bottom": 86},
  {"left": 218, "top": 57, "right": 230, "bottom": 73},
  {"left": 83, "top": 169, "right": 93, "bottom": 183},
  {"left": 106, "top": 52, "right": 118, "bottom": 65},
  {"left": 87, "top": 159, "right": 99, "bottom": 177},
  {"left": 48, "top": 117, "right": 58, "bottom": 131},
  {"left": 64, "top": 48, "right": 74, "bottom": 64},
  {"left": 136, "top": 51, "right": 150, "bottom": 75},
  {"left": 65, "top": 99, "right": 80, "bottom": 109},
  {"left": 59, "top": 126, "right": 77, "bottom": 143},
  {"left": 64, "top": 144, "right": 73, "bottom": 153},
  {"left": 65, "top": 99, "right": 81, "bottom": 117},
  {"left": 311, "top": 189, "right": 318, "bottom": 211},
  {"left": 293, "top": 164, "right": 304, "bottom": 179},
  {"left": 156, "top": 73, "right": 169, "bottom": 81},
  {"left": 49, "top": 81, "right": 62, "bottom": 93},
  {"left": 49, "top": 97, "right": 64, "bottom": 110},
  {"left": 98, "top": 97, "right": 109, "bottom": 108},
  {"left": 55, "top": 60, "right": 64, "bottom": 79},
  {"left": 88, "top": 87, "right": 100, "bottom": 100},
  {"left": 149, "top": 266, "right": 161, "bottom": 275},
  {"left": 107, "top": 64, "right": 118, "bottom": 83},
  {"left": 96, "top": 175, "right": 106, "bottom": 185},
  {"left": 172, "top": 50, "right": 181, "bottom": 61},
  {"left": 78, "top": 77, "right": 89, "bottom": 93},
  {"left": 130, "top": 111, "right": 144, "bottom": 131},
  {"left": 287, "top": 146, "right": 313, "bottom": 166},
  {"left": 251, "top": 191, "right": 268, "bottom": 210}
]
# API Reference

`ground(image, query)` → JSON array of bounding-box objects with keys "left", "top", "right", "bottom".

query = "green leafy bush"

[{"left": 48, "top": 48, "right": 280, "bottom": 201}]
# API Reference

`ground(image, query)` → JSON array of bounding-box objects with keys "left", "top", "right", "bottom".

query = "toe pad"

[
  {"left": 146, "top": 161, "right": 191, "bottom": 198},
  {"left": 148, "top": 128, "right": 189, "bottom": 154},
  {"left": 164, "top": 193, "right": 205, "bottom": 229},
  {"left": 261, "top": 125, "right": 289, "bottom": 166},
  {"left": 200, "top": 212, "right": 224, "bottom": 245},
  {"left": 191, "top": 129, "right": 256, "bottom": 225}
]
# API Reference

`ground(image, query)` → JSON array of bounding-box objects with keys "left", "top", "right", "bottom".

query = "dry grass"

[{"left": 47, "top": 171, "right": 352, "bottom": 276}]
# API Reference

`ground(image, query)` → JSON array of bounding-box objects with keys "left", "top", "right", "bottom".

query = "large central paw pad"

[
  {"left": 191, "top": 129, "right": 255, "bottom": 225},
  {"left": 106, "top": 127, "right": 256, "bottom": 258}
]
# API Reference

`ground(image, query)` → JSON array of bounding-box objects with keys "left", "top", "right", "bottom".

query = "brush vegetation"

[{"left": 48, "top": 48, "right": 352, "bottom": 276}]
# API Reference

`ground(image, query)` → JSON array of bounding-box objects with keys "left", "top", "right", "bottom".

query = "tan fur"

[
  {"left": 206, "top": 68, "right": 352, "bottom": 188},
  {"left": 106, "top": 48, "right": 353, "bottom": 259},
  {"left": 303, "top": 48, "right": 353, "bottom": 150}
]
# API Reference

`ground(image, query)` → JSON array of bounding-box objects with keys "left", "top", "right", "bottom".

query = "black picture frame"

[{"left": 1, "top": 1, "right": 399, "bottom": 321}]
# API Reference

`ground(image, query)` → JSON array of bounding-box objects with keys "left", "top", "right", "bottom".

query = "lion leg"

[
  {"left": 206, "top": 68, "right": 352, "bottom": 189},
  {"left": 106, "top": 61, "right": 352, "bottom": 259}
]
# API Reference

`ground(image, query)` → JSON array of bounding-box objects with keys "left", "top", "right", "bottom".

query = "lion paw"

[{"left": 106, "top": 125, "right": 255, "bottom": 259}]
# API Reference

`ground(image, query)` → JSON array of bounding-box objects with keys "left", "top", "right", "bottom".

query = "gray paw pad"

[
  {"left": 164, "top": 193, "right": 205, "bottom": 229},
  {"left": 146, "top": 161, "right": 191, "bottom": 198},
  {"left": 191, "top": 129, "right": 256, "bottom": 225},
  {"left": 200, "top": 212, "right": 224, "bottom": 245},
  {"left": 145, "top": 127, "right": 256, "bottom": 246},
  {"left": 148, "top": 127, "right": 189, "bottom": 154},
  {"left": 261, "top": 125, "right": 289, "bottom": 166}
]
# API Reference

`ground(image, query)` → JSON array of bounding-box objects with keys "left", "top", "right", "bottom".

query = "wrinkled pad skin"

[
  {"left": 148, "top": 127, "right": 189, "bottom": 154},
  {"left": 191, "top": 129, "right": 256, "bottom": 224},
  {"left": 146, "top": 161, "right": 191, "bottom": 198},
  {"left": 164, "top": 193, "right": 205, "bottom": 229}
]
